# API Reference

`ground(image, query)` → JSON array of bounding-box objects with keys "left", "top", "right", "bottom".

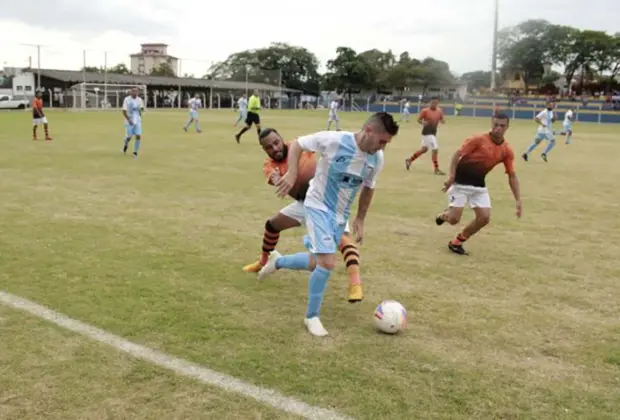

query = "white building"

[{"left": 130, "top": 43, "right": 178, "bottom": 76}]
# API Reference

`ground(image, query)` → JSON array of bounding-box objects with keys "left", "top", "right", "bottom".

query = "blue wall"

[{"left": 363, "top": 104, "right": 620, "bottom": 124}]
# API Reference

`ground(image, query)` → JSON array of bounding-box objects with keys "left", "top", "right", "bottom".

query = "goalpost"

[{"left": 70, "top": 83, "right": 147, "bottom": 111}]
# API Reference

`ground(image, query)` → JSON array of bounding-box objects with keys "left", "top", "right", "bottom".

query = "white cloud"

[{"left": 1, "top": 0, "right": 618, "bottom": 76}]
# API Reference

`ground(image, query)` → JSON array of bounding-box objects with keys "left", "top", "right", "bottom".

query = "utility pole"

[
  {"left": 490, "top": 0, "right": 499, "bottom": 91},
  {"left": 20, "top": 43, "right": 43, "bottom": 89}
]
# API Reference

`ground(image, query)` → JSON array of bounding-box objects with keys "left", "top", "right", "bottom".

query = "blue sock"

[
  {"left": 543, "top": 139, "right": 555, "bottom": 155},
  {"left": 275, "top": 252, "right": 312, "bottom": 271},
  {"left": 134, "top": 139, "right": 141, "bottom": 154},
  {"left": 123, "top": 137, "right": 130, "bottom": 148},
  {"left": 525, "top": 141, "right": 539, "bottom": 154},
  {"left": 184, "top": 118, "right": 192, "bottom": 129},
  {"left": 306, "top": 265, "right": 332, "bottom": 318},
  {"left": 195, "top": 120, "right": 201, "bottom": 131}
]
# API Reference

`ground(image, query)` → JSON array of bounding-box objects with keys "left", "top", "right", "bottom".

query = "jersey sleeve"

[
  {"left": 122, "top": 97, "right": 129, "bottom": 111},
  {"left": 503, "top": 146, "right": 516, "bottom": 175},
  {"left": 535, "top": 110, "right": 546, "bottom": 121},
  {"left": 297, "top": 132, "right": 335, "bottom": 154},
  {"left": 458, "top": 135, "right": 481, "bottom": 156},
  {"left": 363, "top": 151, "right": 385, "bottom": 189}
]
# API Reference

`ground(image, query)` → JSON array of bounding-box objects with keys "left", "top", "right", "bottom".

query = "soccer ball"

[{"left": 374, "top": 300, "right": 407, "bottom": 334}]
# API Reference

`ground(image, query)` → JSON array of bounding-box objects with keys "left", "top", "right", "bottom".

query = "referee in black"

[{"left": 235, "top": 90, "right": 262, "bottom": 143}]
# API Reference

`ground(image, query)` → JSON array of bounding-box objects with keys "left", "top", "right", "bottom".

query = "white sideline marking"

[{"left": 0, "top": 291, "right": 353, "bottom": 420}]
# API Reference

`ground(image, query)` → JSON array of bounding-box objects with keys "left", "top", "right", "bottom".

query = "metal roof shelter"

[{"left": 33, "top": 68, "right": 300, "bottom": 93}]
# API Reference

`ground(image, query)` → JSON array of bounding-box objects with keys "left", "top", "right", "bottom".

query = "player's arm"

[
  {"left": 504, "top": 149, "right": 522, "bottom": 217},
  {"left": 122, "top": 98, "right": 132, "bottom": 124},
  {"left": 353, "top": 153, "right": 384, "bottom": 243},
  {"left": 31, "top": 99, "right": 42, "bottom": 118},
  {"left": 534, "top": 111, "right": 545, "bottom": 127},
  {"left": 417, "top": 109, "right": 426, "bottom": 125},
  {"left": 440, "top": 109, "right": 446, "bottom": 124}
]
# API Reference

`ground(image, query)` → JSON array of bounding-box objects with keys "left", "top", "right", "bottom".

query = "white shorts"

[
  {"left": 33, "top": 117, "right": 48, "bottom": 125},
  {"left": 279, "top": 201, "right": 350, "bottom": 232},
  {"left": 328, "top": 113, "right": 339, "bottom": 122},
  {"left": 447, "top": 184, "right": 491, "bottom": 209},
  {"left": 563, "top": 122, "right": 573, "bottom": 132},
  {"left": 421, "top": 135, "right": 438, "bottom": 150}
]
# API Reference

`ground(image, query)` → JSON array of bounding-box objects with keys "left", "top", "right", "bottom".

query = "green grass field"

[{"left": 1, "top": 109, "right": 620, "bottom": 419}]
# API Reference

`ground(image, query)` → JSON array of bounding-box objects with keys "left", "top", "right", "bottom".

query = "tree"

[
  {"left": 358, "top": 49, "right": 396, "bottom": 93},
  {"left": 150, "top": 62, "right": 176, "bottom": 77},
  {"left": 459, "top": 70, "right": 501, "bottom": 91},
  {"left": 418, "top": 57, "right": 454, "bottom": 92},
  {"left": 205, "top": 43, "right": 321, "bottom": 94},
  {"left": 498, "top": 19, "right": 551, "bottom": 89},
  {"left": 324, "top": 47, "right": 375, "bottom": 103},
  {"left": 81, "top": 66, "right": 101, "bottom": 73},
  {"left": 107, "top": 63, "right": 131, "bottom": 75}
]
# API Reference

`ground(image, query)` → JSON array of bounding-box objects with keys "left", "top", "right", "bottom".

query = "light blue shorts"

[
  {"left": 534, "top": 131, "right": 555, "bottom": 142},
  {"left": 303, "top": 206, "right": 346, "bottom": 255},
  {"left": 190, "top": 110, "right": 198, "bottom": 119},
  {"left": 125, "top": 123, "right": 142, "bottom": 137},
  {"left": 563, "top": 122, "right": 573, "bottom": 132}
]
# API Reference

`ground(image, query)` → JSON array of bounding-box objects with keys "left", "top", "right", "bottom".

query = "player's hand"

[
  {"left": 516, "top": 200, "right": 522, "bottom": 218},
  {"left": 269, "top": 170, "right": 281, "bottom": 185},
  {"left": 442, "top": 176, "right": 455, "bottom": 192},
  {"left": 352, "top": 217, "right": 365, "bottom": 244},
  {"left": 275, "top": 172, "right": 296, "bottom": 198}
]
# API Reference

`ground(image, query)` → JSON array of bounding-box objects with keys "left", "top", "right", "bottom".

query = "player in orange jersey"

[
  {"left": 435, "top": 113, "right": 522, "bottom": 255},
  {"left": 405, "top": 96, "right": 445, "bottom": 174},
  {"left": 31, "top": 90, "right": 52, "bottom": 141},
  {"left": 242, "top": 128, "right": 364, "bottom": 302}
]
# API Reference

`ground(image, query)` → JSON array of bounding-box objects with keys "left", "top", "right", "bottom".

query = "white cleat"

[
  {"left": 304, "top": 317, "right": 329, "bottom": 337},
  {"left": 257, "top": 250, "right": 282, "bottom": 281}
]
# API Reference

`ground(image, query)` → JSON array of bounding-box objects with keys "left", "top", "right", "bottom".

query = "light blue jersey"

[
  {"left": 123, "top": 95, "right": 143, "bottom": 137},
  {"left": 534, "top": 108, "right": 555, "bottom": 141},
  {"left": 297, "top": 131, "right": 384, "bottom": 254},
  {"left": 188, "top": 97, "right": 201, "bottom": 119}
]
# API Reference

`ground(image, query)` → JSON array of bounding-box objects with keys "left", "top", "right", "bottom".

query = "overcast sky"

[{"left": 1, "top": 0, "right": 618, "bottom": 76}]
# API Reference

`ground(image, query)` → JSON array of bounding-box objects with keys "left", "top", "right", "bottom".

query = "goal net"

[{"left": 70, "top": 83, "right": 147, "bottom": 111}]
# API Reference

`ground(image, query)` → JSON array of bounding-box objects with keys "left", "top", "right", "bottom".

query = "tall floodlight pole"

[{"left": 490, "top": 0, "right": 499, "bottom": 91}]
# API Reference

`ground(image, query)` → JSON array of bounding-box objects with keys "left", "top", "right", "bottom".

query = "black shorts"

[{"left": 245, "top": 112, "right": 260, "bottom": 126}]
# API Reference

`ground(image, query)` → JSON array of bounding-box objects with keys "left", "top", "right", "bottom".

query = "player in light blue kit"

[
  {"left": 258, "top": 113, "right": 400, "bottom": 337},
  {"left": 122, "top": 87, "right": 144, "bottom": 158},
  {"left": 522, "top": 100, "right": 556, "bottom": 162},
  {"left": 234, "top": 94, "right": 248, "bottom": 127},
  {"left": 184, "top": 93, "right": 202, "bottom": 133}
]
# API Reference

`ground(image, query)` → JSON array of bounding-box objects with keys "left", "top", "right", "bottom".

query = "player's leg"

[
  {"left": 194, "top": 115, "right": 201, "bottom": 132},
  {"left": 435, "top": 184, "right": 467, "bottom": 253},
  {"left": 405, "top": 136, "right": 429, "bottom": 170},
  {"left": 564, "top": 124, "right": 573, "bottom": 144},
  {"left": 32, "top": 118, "right": 39, "bottom": 140},
  {"left": 327, "top": 116, "right": 333, "bottom": 131},
  {"left": 338, "top": 230, "right": 363, "bottom": 303},
  {"left": 242, "top": 204, "right": 303, "bottom": 273},
  {"left": 522, "top": 133, "right": 545, "bottom": 161},
  {"left": 235, "top": 113, "right": 253, "bottom": 142},
  {"left": 42, "top": 117, "right": 51, "bottom": 140},
  {"left": 334, "top": 115, "right": 340, "bottom": 131},
  {"left": 448, "top": 187, "right": 491, "bottom": 255},
  {"left": 429, "top": 136, "right": 444, "bottom": 175},
  {"left": 541, "top": 132, "right": 556, "bottom": 162},
  {"left": 133, "top": 124, "right": 142, "bottom": 158},
  {"left": 183, "top": 113, "right": 194, "bottom": 131},
  {"left": 123, "top": 125, "right": 133, "bottom": 154},
  {"left": 254, "top": 114, "right": 262, "bottom": 136}
]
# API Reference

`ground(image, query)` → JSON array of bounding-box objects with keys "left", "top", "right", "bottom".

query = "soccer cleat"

[
  {"left": 257, "top": 250, "right": 282, "bottom": 281},
  {"left": 234, "top": 134, "right": 241, "bottom": 144},
  {"left": 521, "top": 153, "right": 528, "bottom": 162},
  {"left": 434, "top": 169, "right": 445, "bottom": 175},
  {"left": 405, "top": 158, "right": 412, "bottom": 170},
  {"left": 133, "top": 152, "right": 138, "bottom": 159},
  {"left": 183, "top": 127, "right": 188, "bottom": 132},
  {"left": 304, "top": 317, "right": 328, "bottom": 337},
  {"left": 242, "top": 260, "right": 264, "bottom": 273},
  {"left": 347, "top": 284, "right": 363, "bottom": 303},
  {"left": 448, "top": 242, "right": 468, "bottom": 255},
  {"left": 541, "top": 153, "right": 548, "bottom": 162},
  {"left": 45, "top": 136, "right": 52, "bottom": 141},
  {"left": 435, "top": 213, "right": 445, "bottom": 226}
]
